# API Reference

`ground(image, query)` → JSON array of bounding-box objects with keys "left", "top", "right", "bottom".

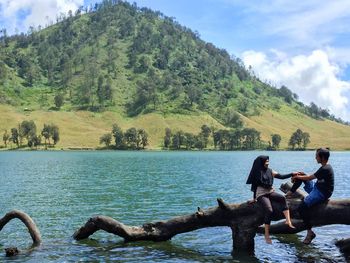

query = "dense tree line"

[
  {"left": 99, "top": 124, "right": 148, "bottom": 150},
  {"left": 2, "top": 121, "right": 60, "bottom": 149},
  {"left": 163, "top": 125, "right": 311, "bottom": 151},
  {"left": 163, "top": 124, "right": 261, "bottom": 150}
]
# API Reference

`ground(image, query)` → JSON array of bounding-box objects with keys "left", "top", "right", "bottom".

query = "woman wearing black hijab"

[{"left": 246, "top": 155, "right": 296, "bottom": 244}]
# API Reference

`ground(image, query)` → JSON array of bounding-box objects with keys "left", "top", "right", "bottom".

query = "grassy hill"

[
  {"left": 1, "top": 104, "right": 350, "bottom": 150},
  {"left": 0, "top": 1, "right": 349, "bottom": 150}
]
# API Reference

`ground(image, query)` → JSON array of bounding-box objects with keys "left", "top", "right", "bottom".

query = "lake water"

[{"left": 0, "top": 151, "right": 349, "bottom": 262}]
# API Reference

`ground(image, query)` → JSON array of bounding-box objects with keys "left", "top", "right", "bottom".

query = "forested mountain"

[{"left": 0, "top": 0, "right": 349, "bottom": 149}]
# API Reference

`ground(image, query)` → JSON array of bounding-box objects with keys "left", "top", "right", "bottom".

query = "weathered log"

[
  {"left": 73, "top": 183, "right": 350, "bottom": 252},
  {"left": 336, "top": 238, "right": 350, "bottom": 256},
  {"left": 73, "top": 198, "right": 264, "bottom": 251},
  {"left": 0, "top": 210, "right": 41, "bottom": 246}
]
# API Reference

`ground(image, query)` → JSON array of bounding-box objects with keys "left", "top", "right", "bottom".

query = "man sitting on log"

[{"left": 286, "top": 148, "right": 334, "bottom": 244}]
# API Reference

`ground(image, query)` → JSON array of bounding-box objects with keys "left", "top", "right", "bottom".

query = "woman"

[{"left": 246, "top": 155, "right": 296, "bottom": 244}]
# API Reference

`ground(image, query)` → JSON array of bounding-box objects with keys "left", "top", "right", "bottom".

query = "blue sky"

[{"left": 1, "top": 0, "right": 350, "bottom": 121}]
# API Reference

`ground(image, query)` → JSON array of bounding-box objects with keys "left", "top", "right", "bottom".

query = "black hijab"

[{"left": 246, "top": 155, "right": 273, "bottom": 191}]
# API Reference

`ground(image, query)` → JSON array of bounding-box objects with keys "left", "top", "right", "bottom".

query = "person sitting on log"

[
  {"left": 286, "top": 148, "right": 334, "bottom": 244},
  {"left": 246, "top": 155, "right": 296, "bottom": 244}
]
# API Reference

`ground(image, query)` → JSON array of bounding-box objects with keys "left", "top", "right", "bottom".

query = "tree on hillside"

[
  {"left": 288, "top": 128, "right": 305, "bottom": 150},
  {"left": 137, "top": 129, "right": 148, "bottom": 149},
  {"left": 97, "top": 75, "right": 105, "bottom": 107},
  {"left": 19, "top": 120, "right": 37, "bottom": 146},
  {"left": 186, "top": 85, "right": 202, "bottom": 107},
  {"left": 222, "top": 108, "right": 243, "bottom": 128},
  {"left": 112, "top": 124, "right": 124, "bottom": 149},
  {"left": 54, "top": 94, "right": 64, "bottom": 109},
  {"left": 237, "top": 97, "right": 250, "bottom": 114},
  {"left": 302, "top": 132, "right": 310, "bottom": 149},
  {"left": 184, "top": 132, "right": 195, "bottom": 150},
  {"left": 3, "top": 130, "right": 9, "bottom": 147},
  {"left": 51, "top": 125, "right": 60, "bottom": 145},
  {"left": 60, "top": 53, "right": 73, "bottom": 93},
  {"left": 200, "top": 125, "right": 211, "bottom": 148},
  {"left": 194, "top": 135, "right": 205, "bottom": 150},
  {"left": 38, "top": 42, "right": 59, "bottom": 85},
  {"left": 271, "top": 134, "right": 281, "bottom": 149},
  {"left": 241, "top": 128, "right": 260, "bottom": 150},
  {"left": 171, "top": 131, "right": 185, "bottom": 150},
  {"left": 0, "top": 61, "right": 7, "bottom": 84},
  {"left": 124, "top": 127, "right": 137, "bottom": 149},
  {"left": 41, "top": 124, "right": 60, "bottom": 147},
  {"left": 76, "top": 58, "right": 99, "bottom": 108},
  {"left": 28, "top": 134, "right": 41, "bottom": 148},
  {"left": 97, "top": 75, "right": 113, "bottom": 108},
  {"left": 41, "top": 124, "right": 52, "bottom": 147},
  {"left": 99, "top": 133, "right": 112, "bottom": 147},
  {"left": 10, "top": 128, "right": 19, "bottom": 147},
  {"left": 278, "top": 85, "right": 293, "bottom": 104},
  {"left": 164, "top": 128, "right": 171, "bottom": 149}
]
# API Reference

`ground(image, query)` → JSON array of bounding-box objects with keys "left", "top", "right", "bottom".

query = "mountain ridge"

[{"left": 0, "top": 0, "right": 349, "bottom": 150}]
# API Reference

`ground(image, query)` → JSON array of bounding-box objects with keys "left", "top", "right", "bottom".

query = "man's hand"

[{"left": 291, "top": 171, "right": 305, "bottom": 182}]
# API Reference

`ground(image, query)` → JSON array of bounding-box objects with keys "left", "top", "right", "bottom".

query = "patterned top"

[{"left": 256, "top": 185, "right": 274, "bottom": 199}]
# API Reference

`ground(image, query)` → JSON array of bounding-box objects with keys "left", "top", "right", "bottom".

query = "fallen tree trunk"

[
  {"left": 336, "top": 238, "right": 350, "bottom": 257},
  {"left": 73, "top": 183, "right": 350, "bottom": 252},
  {"left": 0, "top": 210, "right": 41, "bottom": 246},
  {"left": 73, "top": 199, "right": 264, "bottom": 250}
]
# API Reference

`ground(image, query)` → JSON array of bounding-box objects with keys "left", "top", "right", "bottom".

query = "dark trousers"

[
  {"left": 257, "top": 192, "right": 288, "bottom": 225},
  {"left": 291, "top": 179, "right": 327, "bottom": 230}
]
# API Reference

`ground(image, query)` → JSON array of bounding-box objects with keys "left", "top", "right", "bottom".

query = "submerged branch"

[{"left": 0, "top": 210, "right": 41, "bottom": 246}]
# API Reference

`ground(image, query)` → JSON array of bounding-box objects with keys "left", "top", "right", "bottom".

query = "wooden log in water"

[
  {"left": 0, "top": 210, "right": 41, "bottom": 247},
  {"left": 73, "top": 182, "right": 350, "bottom": 252}
]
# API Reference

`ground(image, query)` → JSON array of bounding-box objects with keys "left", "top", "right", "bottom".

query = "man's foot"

[
  {"left": 265, "top": 237, "right": 272, "bottom": 244},
  {"left": 285, "top": 220, "right": 295, "bottom": 229},
  {"left": 303, "top": 231, "right": 316, "bottom": 244}
]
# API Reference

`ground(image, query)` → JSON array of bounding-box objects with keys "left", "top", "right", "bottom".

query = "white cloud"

[
  {"left": 242, "top": 49, "right": 350, "bottom": 121},
  {"left": 0, "top": 0, "right": 84, "bottom": 34}
]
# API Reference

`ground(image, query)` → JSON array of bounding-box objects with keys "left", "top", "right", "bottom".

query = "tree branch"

[{"left": 0, "top": 210, "right": 41, "bottom": 246}]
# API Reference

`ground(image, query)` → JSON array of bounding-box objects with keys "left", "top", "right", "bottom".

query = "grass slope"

[
  {"left": 0, "top": 105, "right": 224, "bottom": 149},
  {"left": 1, "top": 104, "right": 350, "bottom": 150},
  {"left": 244, "top": 105, "right": 350, "bottom": 150}
]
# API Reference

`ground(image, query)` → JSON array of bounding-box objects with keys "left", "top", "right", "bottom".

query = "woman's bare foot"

[
  {"left": 265, "top": 236, "right": 272, "bottom": 244},
  {"left": 285, "top": 220, "right": 295, "bottom": 229}
]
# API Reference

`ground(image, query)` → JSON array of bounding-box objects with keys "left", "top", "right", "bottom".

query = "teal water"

[{"left": 0, "top": 151, "right": 349, "bottom": 262}]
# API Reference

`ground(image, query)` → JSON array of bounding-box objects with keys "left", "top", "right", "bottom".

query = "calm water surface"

[{"left": 0, "top": 151, "right": 349, "bottom": 262}]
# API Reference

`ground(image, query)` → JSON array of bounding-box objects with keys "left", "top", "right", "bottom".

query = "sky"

[{"left": 1, "top": 0, "right": 350, "bottom": 121}]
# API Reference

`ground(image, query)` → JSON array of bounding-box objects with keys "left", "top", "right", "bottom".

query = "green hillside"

[{"left": 0, "top": 0, "right": 349, "bottom": 150}]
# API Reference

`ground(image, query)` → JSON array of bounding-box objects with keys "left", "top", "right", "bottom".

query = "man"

[{"left": 286, "top": 148, "right": 334, "bottom": 244}]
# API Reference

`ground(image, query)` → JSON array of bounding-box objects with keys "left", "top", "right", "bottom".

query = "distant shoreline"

[{"left": 1, "top": 146, "right": 349, "bottom": 152}]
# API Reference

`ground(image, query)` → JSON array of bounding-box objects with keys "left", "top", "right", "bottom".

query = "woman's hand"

[
  {"left": 292, "top": 171, "right": 305, "bottom": 176},
  {"left": 291, "top": 172, "right": 305, "bottom": 182}
]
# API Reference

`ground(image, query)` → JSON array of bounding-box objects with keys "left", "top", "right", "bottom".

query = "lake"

[{"left": 0, "top": 151, "right": 349, "bottom": 262}]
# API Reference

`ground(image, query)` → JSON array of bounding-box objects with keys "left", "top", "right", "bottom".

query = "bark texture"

[{"left": 0, "top": 210, "right": 41, "bottom": 246}]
